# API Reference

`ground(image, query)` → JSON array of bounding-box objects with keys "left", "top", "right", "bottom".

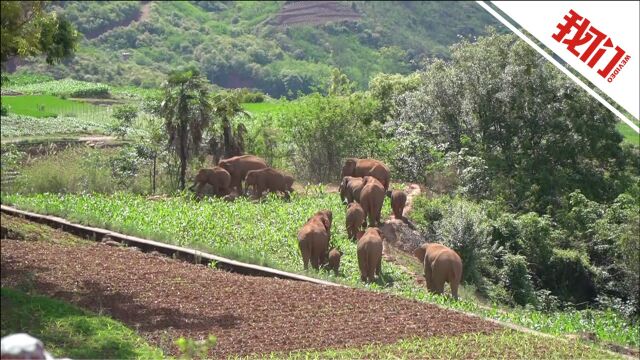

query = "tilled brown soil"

[{"left": 1, "top": 239, "right": 501, "bottom": 358}]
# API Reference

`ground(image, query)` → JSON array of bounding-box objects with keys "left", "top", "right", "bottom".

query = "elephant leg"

[
  {"left": 300, "top": 242, "right": 310, "bottom": 270},
  {"left": 450, "top": 280, "right": 459, "bottom": 300},
  {"left": 376, "top": 257, "right": 382, "bottom": 277},
  {"left": 358, "top": 250, "right": 367, "bottom": 282},
  {"left": 194, "top": 183, "right": 205, "bottom": 199}
]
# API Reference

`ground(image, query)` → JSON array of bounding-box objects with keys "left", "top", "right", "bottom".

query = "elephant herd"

[
  {"left": 190, "top": 155, "right": 463, "bottom": 298},
  {"left": 190, "top": 155, "right": 293, "bottom": 200}
]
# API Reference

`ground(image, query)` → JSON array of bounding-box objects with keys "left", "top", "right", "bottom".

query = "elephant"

[
  {"left": 284, "top": 174, "right": 294, "bottom": 194},
  {"left": 297, "top": 210, "right": 332, "bottom": 270},
  {"left": 339, "top": 176, "right": 366, "bottom": 204},
  {"left": 326, "top": 248, "right": 342, "bottom": 275},
  {"left": 217, "top": 155, "right": 268, "bottom": 195},
  {"left": 387, "top": 190, "right": 407, "bottom": 220},
  {"left": 360, "top": 176, "right": 385, "bottom": 227},
  {"left": 413, "top": 243, "right": 463, "bottom": 299},
  {"left": 245, "top": 167, "right": 293, "bottom": 200},
  {"left": 346, "top": 202, "right": 365, "bottom": 241},
  {"left": 341, "top": 158, "right": 391, "bottom": 191},
  {"left": 357, "top": 227, "right": 384, "bottom": 282},
  {"left": 188, "top": 167, "right": 231, "bottom": 198}
]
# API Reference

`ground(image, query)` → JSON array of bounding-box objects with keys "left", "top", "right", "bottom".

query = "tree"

[
  {"left": 0, "top": 1, "right": 78, "bottom": 74},
  {"left": 160, "top": 67, "right": 213, "bottom": 190},
  {"left": 210, "top": 91, "right": 250, "bottom": 160}
]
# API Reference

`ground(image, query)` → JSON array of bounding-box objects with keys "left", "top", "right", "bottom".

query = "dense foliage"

[
  {"left": 13, "top": 1, "right": 499, "bottom": 97},
  {"left": 0, "top": 1, "right": 77, "bottom": 68}
]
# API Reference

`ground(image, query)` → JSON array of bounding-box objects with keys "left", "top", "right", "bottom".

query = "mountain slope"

[{"left": 15, "top": 1, "right": 501, "bottom": 97}]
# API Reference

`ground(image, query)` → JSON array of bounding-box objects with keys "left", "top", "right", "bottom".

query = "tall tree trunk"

[
  {"left": 152, "top": 155, "right": 157, "bottom": 194},
  {"left": 179, "top": 122, "right": 188, "bottom": 190},
  {"left": 223, "top": 116, "right": 232, "bottom": 158}
]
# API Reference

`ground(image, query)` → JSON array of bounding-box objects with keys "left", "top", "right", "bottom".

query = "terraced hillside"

[{"left": 272, "top": 1, "right": 361, "bottom": 26}]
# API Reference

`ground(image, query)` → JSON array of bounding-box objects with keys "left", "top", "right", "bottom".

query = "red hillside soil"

[
  {"left": 273, "top": 1, "right": 361, "bottom": 26},
  {"left": 1, "top": 238, "right": 501, "bottom": 358}
]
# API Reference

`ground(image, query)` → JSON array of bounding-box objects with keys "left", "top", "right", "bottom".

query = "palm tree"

[
  {"left": 160, "top": 67, "right": 212, "bottom": 190},
  {"left": 211, "top": 91, "right": 250, "bottom": 159}
]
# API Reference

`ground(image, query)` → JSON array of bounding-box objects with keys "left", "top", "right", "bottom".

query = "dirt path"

[{"left": 1, "top": 237, "right": 501, "bottom": 358}]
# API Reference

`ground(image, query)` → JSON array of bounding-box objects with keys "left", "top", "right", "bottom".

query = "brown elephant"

[
  {"left": 339, "top": 176, "right": 366, "bottom": 204},
  {"left": 388, "top": 190, "right": 407, "bottom": 220},
  {"left": 360, "top": 176, "right": 385, "bottom": 227},
  {"left": 346, "top": 202, "right": 365, "bottom": 241},
  {"left": 245, "top": 167, "right": 293, "bottom": 200},
  {"left": 189, "top": 167, "right": 231, "bottom": 197},
  {"left": 284, "top": 174, "right": 294, "bottom": 194},
  {"left": 218, "top": 155, "right": 268, "bottom": 195},
  {"left": 298, "top": 210, "right": 332, "bottom": 270},
  {"left": 357, "top": 227, "right": 384, "bottom": 282},
  {"left": 326, "top": 248, "right": 342, "bottom": 275},
  {"left": 413, "top": 243, "right": 463, "bottom": 299},
  {"left": 341, "top": 158, "right": 391, "bottom": 191}
]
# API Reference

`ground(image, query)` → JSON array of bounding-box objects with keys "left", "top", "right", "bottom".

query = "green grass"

[
  {"left": 617, "top": 122, "right": 639, "bottom": 146},
  {"left": 2, "top": 192, "right": 638, "bottom": 349},
  {"left": 2, "top": 95, "right": 98, "bottom": 118},
  {"left": 245, "top": 331, "right": 620, "bottom": 359},
  {"left": 0, "top": 287, "right": 164, "bottom": 359},
  {"left": 241, "top": 101, "right": 294, "bottom": 115}
]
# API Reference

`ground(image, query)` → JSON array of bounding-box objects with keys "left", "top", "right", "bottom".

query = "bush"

[
  {"left": 543, "top": 249, "right": 597, "bottom": 306},
  {"left": 282, "top": 93, "right": 377, "bottom": 182},
  {"left": 431, "top": 198, "right": 494, "bottom": 288},
  {"left": 500, "top": 254, "right": 537, "bottom": 306}
]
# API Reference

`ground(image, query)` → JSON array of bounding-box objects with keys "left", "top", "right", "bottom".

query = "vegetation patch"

[
  {"left": 0, "top": 113, "right": 113, "bottom": 139},
  {"left": 3, "top": 79, "right": 110, "bottom": 98},
  {"left": 0, "top": 287, "right": 164, "bottom": 359},
  {"left": 1, "top": 95, "right": 99, "bottom": 118},
  {"left": 3, "top": 193, "right": 638, "bottom": 348},
  {"left": 252, "top": 330, "right": 621, "bottom": 359}
]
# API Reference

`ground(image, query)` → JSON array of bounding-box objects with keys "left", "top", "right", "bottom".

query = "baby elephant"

[
  {"left": 326, "top": 248, "right": 342, "bottom": 275},
  {"left": 346, "top": 202, "right": 365, "bottom": 241},
  {"left": 189, "top": 167, "right": 231, "bottom": 198},
  {"left": 413, "top": 243, "right": 463, "bottom": 299},
  {"left": 245, "top": 167, "right": 293, "bottom": 200},
  {"left": 298, "top": 210, "right": 332, "bottom": 270},
  {"left": 387, "top": 190, "right": 407, "bottom": 220},
  {"left": 357, "top": 227, "right": 384, "bottom": 282}
]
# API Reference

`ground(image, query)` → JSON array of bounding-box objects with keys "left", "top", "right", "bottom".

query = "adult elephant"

[
  {"left": 218, "top": 155, "right": 268, "bottom": 195},
  {"left": 357, "top": 227, "right": 384, "bottom": 282},
  {"left": 341, "top": 158, "right": 390, "bottom": 191},
  {"left": 188, "top": 167, "right": 231, "bottom": 198},
  {"left": 413, "top": 243, "right": 463, "bottom": 299},
  {"left": 298, "top": 210, "right": 332, "bottom": 270},
  {"left": 339, "top": 176, "right": 366, "bottom": 205},
  {"left": 245, "top": 167, "right": 293, "bottom": 200},
  {"left": 360, "top": 176, "right": 385, "bottom": 227}
]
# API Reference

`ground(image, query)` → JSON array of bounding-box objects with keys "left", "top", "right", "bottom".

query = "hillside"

[{"left": 11, "top": 1, "right": 501, "bottom": 97}]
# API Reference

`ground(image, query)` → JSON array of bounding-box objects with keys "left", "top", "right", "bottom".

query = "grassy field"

[
  {"left": 2, "top": 192, "right": 638, "bottom": 348},
  {"left": 2, "top": 95, "right": 99, "bottom": 118},
  {"left": 2, "top": 79, "right": 110, "bottom": 98},
  {"left": 0, "top": 288, "right": 164, "bottom": 359},
  {"left": 250, "top": 331, "right": 621, "bottom": 359},
  {"left": 0, "top": 113, "right": 114, "bottom": 140},
  {"left": 617, "top": 122, "right": 640, "bottom": 146}
]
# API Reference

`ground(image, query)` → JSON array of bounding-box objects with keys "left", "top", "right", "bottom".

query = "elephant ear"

[
  {"left": 413, "top": 244, "right": 427, "bottom": 262},
  {"left": 321, "top": 216, "right": 331, "bottom": 231}
]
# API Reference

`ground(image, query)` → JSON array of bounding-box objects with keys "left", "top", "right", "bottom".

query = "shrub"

[
  {"left": 432, "top": 198, "right": 494, "bottom": 287},
  {"left": 543, "top": 249, "right": 597, "bottom": 306},
  {"left": 500, "top": 254, "right": 537, "bottom": 306}
]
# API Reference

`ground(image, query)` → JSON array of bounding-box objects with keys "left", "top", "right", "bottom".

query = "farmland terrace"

[
  {"left": 0, "top": 215, "right": 500, "bottom": 358},
  {"left": 272, "top": 1, "right": 361, "bottom": 26}
]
